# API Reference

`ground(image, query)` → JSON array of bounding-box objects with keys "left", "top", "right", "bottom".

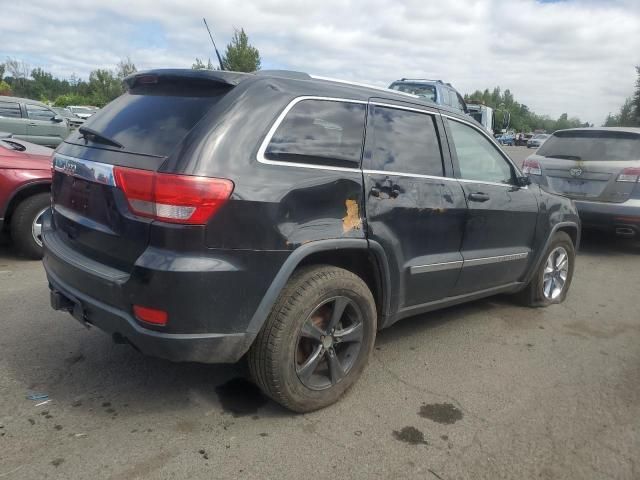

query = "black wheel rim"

[{"left": 295, "top": 296, "right": 364, "bottom": 391}]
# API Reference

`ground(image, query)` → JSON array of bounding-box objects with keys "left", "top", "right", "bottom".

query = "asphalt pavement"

[{"left": 0, "top": 150, "right": 638, "bottom": 479}]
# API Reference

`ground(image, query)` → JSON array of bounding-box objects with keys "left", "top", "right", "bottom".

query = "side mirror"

[
  {"left": 52, "top": 115, "right": 64, "bottom": 123},
  {"left": 517, "top": 176, "right": 532, "bottom": 187}
]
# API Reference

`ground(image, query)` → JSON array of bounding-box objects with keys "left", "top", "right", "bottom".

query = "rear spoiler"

[{"left": 123, "top": 69, "right": 253, "bottom": 90}]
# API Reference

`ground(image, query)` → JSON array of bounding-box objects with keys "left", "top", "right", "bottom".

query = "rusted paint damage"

[{"left": 342, "top": 199, "right": 362, "bottom": 233}]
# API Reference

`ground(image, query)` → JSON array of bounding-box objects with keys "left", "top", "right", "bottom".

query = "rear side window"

[
  {"left": 0, "top": 102, "right": 22, "bottom": 118},
  {"left": 365, "top": 105, "right": 444, "bottom": 176},
  {"left": 264, "top": 99, "right": 366, "bottom": 168},
  {"left": 79, "top": 81, "right": 230, "bottom": 157},
  {"left": 537, "top": 130, "right": 640, "bottom": 161}
]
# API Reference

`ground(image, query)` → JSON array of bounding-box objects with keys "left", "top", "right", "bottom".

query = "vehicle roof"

[
  {"left": 0, "top": 96, "right": 50, "bottom": 107},
  {"left": 128, "top": 69, "right": 469, "bottom": 120},
  {"left": 553, "top": 127, "right": 640, "bottom": 135}
]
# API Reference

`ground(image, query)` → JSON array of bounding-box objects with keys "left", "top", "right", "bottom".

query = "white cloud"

[{"left": 1, "top": 0, "right": 638, "bottom": 124}]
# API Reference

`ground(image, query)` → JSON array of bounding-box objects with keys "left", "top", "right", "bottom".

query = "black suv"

[{"left": 43, "top": 69, "right": 580, "bottom": 412}]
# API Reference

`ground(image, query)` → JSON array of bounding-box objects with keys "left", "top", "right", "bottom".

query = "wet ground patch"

[
  {"left": 419, "top": 403, "right": 463, "bottom": 424},
  {"left": 393, "top": 426, "right": 428, "bottom": 445},
  {"left": 215, "top": 378, "right": 268, "bottom": 417}
]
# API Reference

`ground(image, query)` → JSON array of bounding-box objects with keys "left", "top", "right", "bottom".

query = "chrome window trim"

[
  {"left": 411, "top": 252, "right": 529, "bottom": 274},
  {"left": 363, "top": 169, "right": 453, "bottom": 182},
  {"left": 410, "top": 260, "right": 463, "bottom": 274},
  {"left": 53, "top": 153, "right": 116, "bottom": 186},
  {"left": 442, "top": 113, "right": 526, "bottom": 186},
  {"left": 256, "top": 96, "right": 366, "bottom": 173},
  {"left": 369, "top": 101, "right": 438, "bottom": 116}
]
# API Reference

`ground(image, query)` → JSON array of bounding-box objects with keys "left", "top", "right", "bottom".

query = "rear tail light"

[
  {"left": 133, "top": 305, "right": 168, "bottom": 326},
  {"left": 113, "top": 167, "right": 234, "bottom": 224},
  {"left": 522, "top": 159, "right": 541, "bottom": 176},
  {"left": 616, "top": 167, "right": 640, "bottom": 183}
]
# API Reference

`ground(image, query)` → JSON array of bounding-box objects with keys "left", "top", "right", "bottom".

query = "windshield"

[
  {"left": 77, "top": 81, "right": 230, "bottom": 157},
  {"left": 470, "top": 112, "right": 483, "bottom": 123},
  {"left": 389, "top": 82, "right": 436, "bottom": 102},
  {"left": 537, "top": 130, "right": 640, "bottom": 161}
]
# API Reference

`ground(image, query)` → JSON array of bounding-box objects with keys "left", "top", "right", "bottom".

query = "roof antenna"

[{"left": 203, "top": 18, "right": 225, "bottom": 70}]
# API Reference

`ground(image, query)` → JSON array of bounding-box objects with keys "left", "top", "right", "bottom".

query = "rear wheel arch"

[
  {"left": 245, "top": 239, "right": 391, "bottom": 336},
  {"left": 2, "top": 181, "right": 51, "bottom": 229}
]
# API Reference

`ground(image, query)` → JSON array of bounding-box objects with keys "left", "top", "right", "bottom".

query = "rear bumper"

[
  {"left": 47, "top": 268, "right": 255, "bottom": 363},
  {"left": 574, "top": 198, "right": 640, "bottom": 235},
  {"left": 42, "top": 213, "right": 289, "bottom": 363}
]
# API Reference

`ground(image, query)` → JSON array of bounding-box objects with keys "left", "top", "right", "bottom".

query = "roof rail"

[
  {"left": 310, "top": 75, "right": 419, "bottom": 98},
  {"left": 398, "top": 78, "right": 444, "bottom": 84}
]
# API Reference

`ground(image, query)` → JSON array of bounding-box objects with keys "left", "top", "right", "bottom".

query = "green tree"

[
  {"left": 0, "top": 80, "right": 11, "bottom": 96},
  {"left": 632, "top": 65, "right": 640, "bottom": 126},
  {"left": 88, "top": 69, "right": 121, "bottom": 106},
  {"left": 117, "top": 57, "right": 137, "bottom": 80},
  {"left": 192, "top": 58, "right": 214, "bottom": 70},
  {"left": 0, "top": 63, "right": 5, "bottom": 81},
  {"left": 221, "top": 28, "right": 261, "bottom": 72}
]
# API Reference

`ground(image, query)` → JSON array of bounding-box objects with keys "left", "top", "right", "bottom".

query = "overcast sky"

[{"left": 2, "top": 0, "right": 639, "bottom": 124}]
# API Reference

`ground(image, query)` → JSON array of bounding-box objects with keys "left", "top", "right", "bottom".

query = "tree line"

[
  {"left": 464, "top": 87, "right": 589, "bottom": 133},
  {"left": 604, "top": 66, "right": 640, "bottom": 127}
]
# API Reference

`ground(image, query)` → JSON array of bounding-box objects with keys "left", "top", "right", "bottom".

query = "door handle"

[
  {"left": 28, "top": 123, "right": 38, "bottom": 126},
  {"left": 468, "top": 192, "right": 490, "bottom": 202},
  {"left": 370, "top": 186, "right": 381, "bottom": 197}
]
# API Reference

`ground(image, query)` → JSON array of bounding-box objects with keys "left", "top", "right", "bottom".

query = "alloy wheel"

[
  {"left": 542, "top": 246, "right": 569, "bottom": 300},
  {"left": 31, "top": 207, "right": 48, "bottom": 248},
  {"left": 295, "top": 296, "right": 364, "bottom": 390}
]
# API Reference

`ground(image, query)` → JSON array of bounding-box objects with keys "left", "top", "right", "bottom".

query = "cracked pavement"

[{"left": 1, "top": 147, "right": 639, "bottom": 479}]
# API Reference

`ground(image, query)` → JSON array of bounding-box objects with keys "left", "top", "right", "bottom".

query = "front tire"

[
  {"left": 248, "top": 265, "right": 376, "bottom": 413},
  {"left": 10, "top": 193, "right": 50, "bottom": 260},
  {"left": 517, "top": 231, "right": 575, "bottom": 307}
]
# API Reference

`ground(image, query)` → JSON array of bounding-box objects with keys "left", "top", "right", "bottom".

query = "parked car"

[
  {"left": 498, "top": 133, "right": 515, "bottom": 146},
  {"left": 0, "top": 96, "right": 71, "bottom": 147},
  {"left": 52, "top": 107, "right": 85, "bottom": 129},
  {"left": 43, "top": 69, "right": 580, "bottom": 412},
  {"left": 517, "top": 133, "right": 533, "bottom": 147},
  {"left": 0, "top": 137, "right": 52, "bottom": 258},
  {"left": 388, "top": 78, "right": 468, "bottom": 113},
  {"left": 524, "top": 127, "right": 640, "bottom": 238},
  {"left": 527, "top": 133, "right": 550, "bottom": 149},
  {"left": 67, "top": 105, "right": 98, "bottom": 119}
]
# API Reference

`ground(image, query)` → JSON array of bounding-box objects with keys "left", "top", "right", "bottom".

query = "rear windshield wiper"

[
  {"left": 78, "top": 127, "right": 123, "bottom": 149},
  {"left": 543, "top": 154, "right": 582, "bottom": 160}
]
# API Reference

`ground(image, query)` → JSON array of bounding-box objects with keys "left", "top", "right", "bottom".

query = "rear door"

[
  {"left": 443, "top": 115, "right": 538, "bottom": 294},
  {"left": 363, "top": 100, "right": 467, "bottom": 313},
  {"left": 0, "top": 101, "right": 27, "bottom": 137},
  {"left": 533, "top": 129, "right": 640, "bottom": 203},
  {"left": 25, "top": 104, "right": 68, "bottom": 146},
  {"left": 50, "top": 74, "right": 234, "bottom": 272}
]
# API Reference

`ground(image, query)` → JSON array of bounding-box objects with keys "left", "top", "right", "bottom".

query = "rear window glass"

[
  {"left": 79, "top": 82, "right": 229, "bottom": 157},
  {"left": 537, "top": 130, "right": 640, "bottom": 161},
  {"left": 265, "top": 99, "right": 366, "bottom": 168},
  {"left": 0, "top": 102, "right": 22, "bottom": 118},
  {"left": 365, "top": 105, "right": 444, "bottom": 176}
]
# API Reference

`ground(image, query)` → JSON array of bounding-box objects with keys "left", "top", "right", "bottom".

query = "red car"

[{"left": 0, "top": 137, "right": 52, "bottom": 258}]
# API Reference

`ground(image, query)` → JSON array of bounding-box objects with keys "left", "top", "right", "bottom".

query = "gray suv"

[
  {"left": 0, "top": 96, "right": 71, "bottom": 147},
  {"left": 524, "top": 127, "right": 640, "bottom": 238}
]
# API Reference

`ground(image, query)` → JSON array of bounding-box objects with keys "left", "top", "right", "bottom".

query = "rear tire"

[
  {"left": 516, "top": 231, "right": 575, "bottom": 307},
  {"left": 248, "top": 265, "right": 376, "bottom": 413},
  {"left": 10, "top": 193, "right": 50, "bottom": 260}
]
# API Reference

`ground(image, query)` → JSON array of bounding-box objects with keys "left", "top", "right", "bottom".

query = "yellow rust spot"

[{"left": 342, "top": 199, "right": 362, "bottom": 233}]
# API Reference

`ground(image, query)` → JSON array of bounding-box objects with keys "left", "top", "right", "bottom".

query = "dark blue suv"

[
  {"left": 43, "top": 70, "right": 579, "bottom": 412},
  {"left": 388, "top": 78, "right": 468, "bottom": 113}
]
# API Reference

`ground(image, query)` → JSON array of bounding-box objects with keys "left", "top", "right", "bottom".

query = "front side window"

[
  {"left": 447, "top": 119, "right": 514, "bottom": 184},
  {"left": 0, "top": 102, "right": 22, "bottom": 118},
  {"left": 366, "top": 105, "right": 444, "bottom": 176},
  {"left": 26, "top": 104, "right": 56, "bottom": 121},
  {"left": 265, "top": 99, "right": 366, "bottom": 168}
]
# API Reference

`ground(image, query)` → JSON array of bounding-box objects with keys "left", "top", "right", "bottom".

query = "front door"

[
  {"left": 25, "top": 104, "right": 67, "bottom": 146},
  {"left": 443, "top": 116, "right": 538, "bottom": 294},
  {"left": 363, "top": 101, "right": 467, "bottom": 316}
]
